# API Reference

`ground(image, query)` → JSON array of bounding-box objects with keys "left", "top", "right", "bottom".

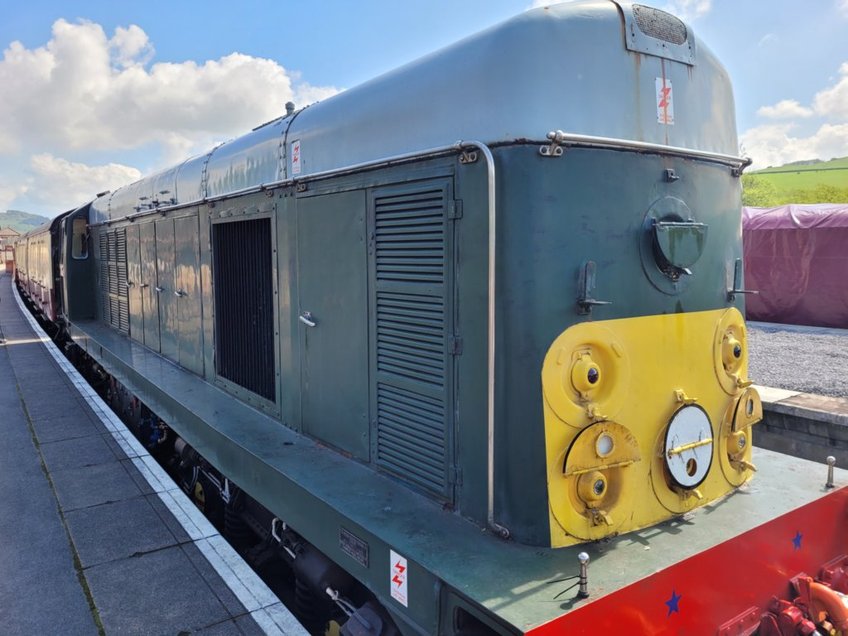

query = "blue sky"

[{"left": 1, "top": 0, "right": 847, "bottom": 217}]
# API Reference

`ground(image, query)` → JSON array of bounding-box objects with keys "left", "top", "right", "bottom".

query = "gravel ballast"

[{"left": 747, "top": 322, "right": 848, "bottom": 398}]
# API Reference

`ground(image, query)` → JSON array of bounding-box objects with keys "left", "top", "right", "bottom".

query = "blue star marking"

[
  {"left": 792, "top": 531, "right": 803, "bottom": 550},
  {"left": 665, "top": 590, "right": 682, "bottom": 617}
]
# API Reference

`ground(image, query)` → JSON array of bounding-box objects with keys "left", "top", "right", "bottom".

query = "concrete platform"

[
  {"left": 0, "top": 271, "right": 306, "bottom": 636},
  {"left": 755, "top": 384, "right": 848, "bottom": 468}
]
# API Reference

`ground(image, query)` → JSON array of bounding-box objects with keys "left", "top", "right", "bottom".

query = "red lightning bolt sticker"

[
  {"left": 390, "top": 550, "right": 408, "bottom": 606},
  {"left": 656, "top": 77, "right": 675, "bottom": 125}
]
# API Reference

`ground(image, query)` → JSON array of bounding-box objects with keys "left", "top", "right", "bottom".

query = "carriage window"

[{"left": 72, "top": 218, "right": 88, "bottom": 259}]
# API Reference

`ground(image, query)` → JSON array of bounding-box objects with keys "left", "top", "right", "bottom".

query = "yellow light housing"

[{"left": 542, "top": 308, "right": 761, "bottom": 547}]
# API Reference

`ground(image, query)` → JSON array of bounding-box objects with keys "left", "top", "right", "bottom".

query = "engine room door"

[
  {"left": 296, "top": 191, "right": 369, "bottom": 461},
  {"left": 155, "top": 218, "right": 177, "bottom": 361},
  {"left": 174, "top": 215, "right": 201, "bottom": 375},
  {"left": 126, "top": 224, "right": 143, "bottom": 343},
  {"left": 139, "top": 222, "right": 159, "bottom": 351}
]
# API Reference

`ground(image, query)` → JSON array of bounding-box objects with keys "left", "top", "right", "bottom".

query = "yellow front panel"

[{"left": 543, "top": 308, "right": 762, "bottom": 547}]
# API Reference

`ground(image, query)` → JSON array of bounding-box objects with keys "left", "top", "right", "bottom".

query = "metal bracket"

[
  {"left": 540, "top": 130, "right": 567, "bottom": 157},
  {"left": 727, "top": 258, "right": 758, "bottom": 301},
  {"left": 664, "top": 168, "right": 680, "bottom": 182},
  {"left": 449, "top": 336, "right": 463, "bottom": 356},
  {"left": 577, "top": 260, "right": 612, "bottom": 315},
  {"left": 459, "top": 149, "right": 478, "bottom": 164},
  {"left": 296, "top": 182, "right": 307, "bottom": 193},
  {"left": 731, "top": 157, "right": 752, "bottom": 178},
  {"left": 448, "top": 200, "right": 463, "bottom": 220}
]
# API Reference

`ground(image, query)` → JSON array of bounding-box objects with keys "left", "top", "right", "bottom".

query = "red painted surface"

[{"left": 527, "top": 487, "right": 848, "bottom": 635}]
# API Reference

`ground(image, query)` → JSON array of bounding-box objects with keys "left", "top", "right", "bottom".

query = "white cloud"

[
  {"left": 744, "top": 60, "right": 848, "bottom": 168},
  {"left": 757, "top": 33, "right": 777, "bottom": 48},
  {"left": 110, "top": 25, "right": 153, "bottom": 68},
  {"left": 27, "top": 154, "right": 142, "bottom": 209},
  {"left": 757, "top": 100, "right": 814, "bottom": 120},
  {"left": 0, "top": 18, "right": 339, "bottom": 216},
  {"left": 0, "top": 19, "right": 339, "bottom": 157},
  {"left": 740, "top": 123, "right": 848, "bottom": 170},
  {"left": 660, "top": 0, "right": 712, "bottom": 21},
  {"left": 813, "top": 62, "right": 848, "bottom": 119}
]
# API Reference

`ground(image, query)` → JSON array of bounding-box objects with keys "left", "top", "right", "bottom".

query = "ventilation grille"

[
  {"left": 376, "top": 190, "right": 446, "bottom": 285},
  {"left": 633, "top": 4, "right": 687, "bottom": 45},
  {"left": 376, "top": 383, "right": 447, "bottom": 493},
  {"left": 213, "top": 218, "right": 275, "bottom": 402},
  {"left": 99, "top": 228, "right": 129, "bottom": 334},
  {"left": 373, "top": 185, "right": 450, "bottom": 498}
]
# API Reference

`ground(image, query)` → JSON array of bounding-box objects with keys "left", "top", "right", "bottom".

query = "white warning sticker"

[
  {"left": 291, "top": 139, "right": 302, "bottom": 175},
  {"left": 656, "top": 77, "right": 674, "bottom": 125},
  {"left": 390, "top": 550, "right": 408, "bottom": 607}
]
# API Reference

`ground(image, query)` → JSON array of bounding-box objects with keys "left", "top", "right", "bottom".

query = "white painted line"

[
  {"left": 754, "top": 384, "right": 803, "bottom": 404},
  {"left": 158, "top": 490, "right": 218, "bottom": 542},
  {"left": 129, "top": 456, "right": 174, "bottom": 494},
  {"left": 12, "top": 284, "right": 307, "bottom": 636}
]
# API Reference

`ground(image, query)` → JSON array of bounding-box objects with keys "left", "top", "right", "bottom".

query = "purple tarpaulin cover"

[{"left": 743, "top": 204, "right": 848, "bottom": 328}]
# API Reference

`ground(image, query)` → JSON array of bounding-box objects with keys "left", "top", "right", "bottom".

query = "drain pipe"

[{"left": 460, "top": 141, "right": 510, "bottom": 540}]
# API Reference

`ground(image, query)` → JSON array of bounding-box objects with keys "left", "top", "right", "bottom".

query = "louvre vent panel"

[
  {"left": 100, "top": 228, "right": 129, "bottom": 334},
  {"left": 372, "top": 183, "right": 452, "bottom": 499},
  {"left": 213, "top": 218, "right": 275, "bottom": 402},
  {"left": 375, "top": 188, "right": 445, "bottom": 285},
  {"left": 376, "top": 292, "right": 445, "bottom": 387},
  {"left": 376, "top": 382, "right": 447, "bottom": 492}
]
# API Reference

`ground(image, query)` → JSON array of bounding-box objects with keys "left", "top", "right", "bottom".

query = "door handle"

[
  {"left": 174, "top": 289, "right": 186, "bottom": 298},
  {"left": 154, "top": 286, "right": 164, "bottom": 293},
  {"left": 299, "top": 311, "right": 316, "bottom": 327},
  {"left": 140, "top": 283, "right": 149, "bottom": 289}
]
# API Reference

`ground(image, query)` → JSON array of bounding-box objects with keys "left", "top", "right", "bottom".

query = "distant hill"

[
  {"left": 0, "top": 210, "right": 51, "bottom": 233},
  {"left": 742, "top": 157, "right": 848, "bottom": 206}
]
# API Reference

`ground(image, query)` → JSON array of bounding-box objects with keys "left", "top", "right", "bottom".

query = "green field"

[{"left": 742, "top": 157, "right": 848, "bottom": 206}]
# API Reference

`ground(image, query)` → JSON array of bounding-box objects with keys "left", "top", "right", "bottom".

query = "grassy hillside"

[
  {"left": 0, "top": 210, "right": 51, "bottom": 233},
  {"left": 743, "top": 157, "right": 848, "bottom": 206}
]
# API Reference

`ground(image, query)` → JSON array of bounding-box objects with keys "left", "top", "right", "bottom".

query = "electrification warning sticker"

[
  {"left": 656, "top": 77, "right": 674, "bottom": 125},
  {"left": 390, "top": 550, "right": 408, "bottom": 607},
  {"left": 291, "top": 140, "right": 302, "bottom": 175}
]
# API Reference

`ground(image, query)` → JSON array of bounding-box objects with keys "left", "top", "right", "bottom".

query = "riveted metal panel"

[
  {"left": 205, "top": 120, "right": 286, "bottom": 199},
  {"left": 139, "top": 221, "right": 160, "bottom": 351},
  {"left": 297, "top": 190, "right": 369, "bottom": 460},
  {"left": 126, "top": 224, "right": 143, "bottom": 342},
  {"left": 175, "top": 214, "right": 202, "bottom": 375},
  {"left": 155, "top": 219, "right": 177, "bottom": 361},
  {"left": 369, "top": 180, "right": 455, "bottom": 500}
]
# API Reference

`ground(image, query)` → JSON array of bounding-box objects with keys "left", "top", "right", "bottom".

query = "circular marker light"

[
  {"left": 733, "top": 344, "right": 742, "bottom": 359},
  {"left": 596, "top": 433, "right": 614, "bottom": 457},
  {"left": 588, "top": 367, "right": 600, "bottom": 384}
]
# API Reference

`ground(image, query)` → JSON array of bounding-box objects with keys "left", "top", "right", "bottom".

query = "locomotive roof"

[{"left": 91, "top": 1, "right": 738, "bottom": 223}]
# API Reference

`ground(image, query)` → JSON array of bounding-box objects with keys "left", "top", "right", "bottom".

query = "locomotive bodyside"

[
  {"left": 78, "top": 0, "right": 757, "bottom": 547},
  {"left": 15, "top": 3, "right": 846, "bottom": 635}
]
